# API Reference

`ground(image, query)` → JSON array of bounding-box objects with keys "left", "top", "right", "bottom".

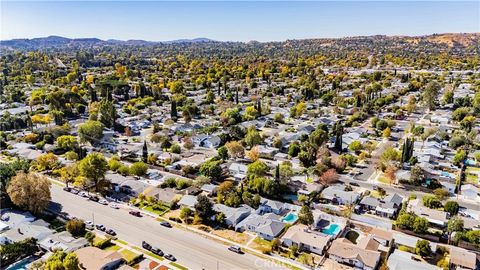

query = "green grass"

[
  {"left": 170, "top": 262, "right": 188, "bottom": 270},
  {"left": 465, "top": 174, "right": 478, "bottom": 184},
  {"left": 465, "top": 167, "right": 480, "bottom": 173},
  {"left": 144, "top": 251, "right": 164, "bottom": 261},
  {"left": 115, "top": 239, "right": 128, "bottom": 246},
  {"left": 120, "top": 249, "right": 139, "bottom": 262},
  {"left": 104, "top": 244, "right": 121, "bottom": 251},
  {"left": 143, "top": 205, "right": 170, "bottom": 215},
  {"left": 377, "top": 175, "right": 390, "bottom": 184}
]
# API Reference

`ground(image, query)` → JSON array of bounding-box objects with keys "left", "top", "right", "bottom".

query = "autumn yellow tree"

[{"left": 7, "top": 172, "right": 51, "bottom": 214}]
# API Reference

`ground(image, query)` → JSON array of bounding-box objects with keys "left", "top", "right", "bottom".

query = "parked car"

[
  {"left": 106, "top": 229, "right": 116, "bottom": 236},
  {"left": 110, "top": 203, "right": 119, "bottom": 209},
  {"left": 142, "top": 241, "right": 152, "bottom": 251},
  {"left": 63, "top": 187, "right": 71, "bottom": 192},
  {"left": 96, "top": 224, "right": 106, "bottom": 231},
  {"left": 129, "top": 211, "right": 142, "bottom": 217},
  {"left": 228, "top": 245, "right": 243, "bottom": 254},
  {"left": 70, "top": 188, "right": 79, "bottom": 194},
  {"left": 85, "top": 220, "right": 94, "bottom": 226},
  {"left": 79, "top": 191, "right": 88, "bottom": 197},
  {"left": 160, "top": 221, "right": 172, "bottom": 228},
  {"left": 350, "top": 182, "right": 360, "bottom": 187},
  {"left": 98, "top": 199, "right": 108, "bottom": 205},
  {"left": 151, "top": 247, "right": 164, "bottom": 256},
  {"left": 89, "top": 196, "right": 100, "bottom": 202},
  {"left": 165, "top": 254, "right": 176, "bottom": 261}
]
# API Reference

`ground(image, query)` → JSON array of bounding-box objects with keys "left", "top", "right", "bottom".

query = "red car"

[{"left": 129, "top": 211, "right": 142, "bottom": 217}]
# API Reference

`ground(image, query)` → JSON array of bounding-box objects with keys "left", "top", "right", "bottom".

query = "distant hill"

[
  {"left": 0, "top": 33, "right": 478, "bottom": 50},
  {"left": 0, "top": 36, "right": 216, "bottom": 50}
]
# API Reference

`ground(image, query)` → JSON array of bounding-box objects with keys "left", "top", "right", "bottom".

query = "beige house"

[
  {"left": 281, "top": 224, "right": 331, "bottom": 255},
  {"left": 328, "top": 238, "right": 381, "bottom": 270},
  {"left": 75, "top": 247, "right": 123, "bottom": 270}
]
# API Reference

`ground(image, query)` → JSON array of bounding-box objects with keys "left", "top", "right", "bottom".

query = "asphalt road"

[{"left": 48, "top": 185, "right": 287, "bottom": 270}]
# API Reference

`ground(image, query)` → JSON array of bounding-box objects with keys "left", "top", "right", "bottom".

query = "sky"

[{"left": 1, "top": 1, "right": 479, "bottom": 42}]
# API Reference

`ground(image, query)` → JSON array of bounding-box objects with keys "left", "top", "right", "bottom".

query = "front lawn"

[
  {"left": 212, "top": 229, "right": 250, "bottom": 245},
  {"left": 120, "top": 249, "right": 140, "bottom": 262},
  {"left": 249, "top": 237, "right": 272, "bottom": 254},
  {"left": 143, "top": 204, "right": 170, "bottom": 215},
  {"left": 104, "top": 244, "right": 121, "bottom": 252}
]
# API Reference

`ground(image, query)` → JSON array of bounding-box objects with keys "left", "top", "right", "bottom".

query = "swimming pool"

[
  {"left": 322, "top": 223, "right": 341, "bottom": 236},
  {"left": 6, "top": 256, "right": 37, "bottom": 270},
  {"left": 282, "top": 213, "right": 298, "bottom": 224}
]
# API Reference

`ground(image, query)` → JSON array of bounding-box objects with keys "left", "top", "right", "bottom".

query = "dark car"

[
  {"left": 228, "top": 245, "right": 243, "bottom": 254},
  {"left": 129, "top": 211, "right": 142, "bottom": 217},
  {"left": 89, "top": 196, "right": 100, "bottom": 202},
  {"left": 165, "top": 254, "right": 176, "bottom": 261},
  {"left": 106, "top": 229, "right": 116, "bottom": 236},
  {"left": 142, "top": 241, "right": 152, "bottom": 251},
  {"left": 96, "top": 224, "right": 106, "bottom": 231},
  {"left": 350, "top": 182, "right": 360, "bottom": 187},
  {"left": 160, "top": 221, "right": 172, "bottom": 228},
  {"left": 151, "top": 247, "right": 164, "bottom": 256},
  {"left": 63, "top": 187, "right": 71, "bottom": 192}
]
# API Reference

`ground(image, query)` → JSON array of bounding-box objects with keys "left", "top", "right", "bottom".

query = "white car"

[
  {"left": 109, "top": 203, "right": 119, "bottom": 209},
  {"left": 99, "top": 199, "right": 108, "bottom": 205},
  {"left": 79, "top": 191, "right": 89, "bottom": 198},
  {"left": 85, "top": 220, "right": 94, "bottom": 226}
]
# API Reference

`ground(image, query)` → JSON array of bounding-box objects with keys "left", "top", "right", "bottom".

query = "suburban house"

[
  {"left": 235, "top": 213, "right": 286, "bottom": 240},
  {"left": 39, "top": 231, "right": 89, "bottom": 252},
  {"left": 321, "top": 185, "right": 361, "bottom": 205},
  {"left": 449, "top": 247, "right": 478, "bottom": 270},
  {"left": 257, "top": 198, "right": 286, "bottom": 215},
  {"left": 387, "top": 249, "right": 441, "bottom": 270},
  {"left": 281, "top": 224, "right": 331, "bottom": 255},
  {"left": 142, "top": 187, "right": 179, "bottom": 206},
  {"left": 75, "top": 246, "right": 123, "bottom": 270},
  {"left": 228, "top": 162, "right": 248, "bottom": 181},
  {"left": 177, "top": 195, "right": 198, "bottom": 210},
  {"left": 359, "top": 193, "right": 403, "bottom": 219},
  {"left": 212, "top": 204, "right": 252, "bottom": 227},
  {"left": 328, "top": 238, "right": 381, "bottom": 270},
  {"left": 201, "top": 184, "right": 218, "bottom": 196},
  {"left": 461, "top": 184, "right": 479, "bottom": 201},
  {"left": 407, "top": 199, "right": 448, "bottom": 227},
  {"left": 0, "top": 210, "right": 53, "bottom": 245},
  {"left": 192, "top": 134, "right": 221, "bottom": 149}
]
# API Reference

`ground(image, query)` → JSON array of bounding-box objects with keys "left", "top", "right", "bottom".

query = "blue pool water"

[
  {"left": 282, "top": 213, "right": 298, "bottom": 223},
  {"left": 322, "top": 224, "right": 341, "bottom": 236},
  {"left": 6, "top": 256, "right": 36, "bottom": 270},
  {"left": 283, "top": 194, "right": 298, "bottom": 202}
]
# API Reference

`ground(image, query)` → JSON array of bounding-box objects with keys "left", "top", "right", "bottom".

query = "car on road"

[
  {"left": 151, "top": 247, "right": 164, "bottom": 256},
  {"left": 165, "top": 254, "right": 176, "bottom": 261},
  {"left": 98, "top": 199, "right": 108, "bottom": 205},
  {"left": 96, "top": 224, "right": 106, "bottom": 231},
  {"left": 160, "top": 221, "right": 172, "bottom": 228},
  {"left": 228, "top": 246, "right": 243, "bottom": 254},
  {"left": 63, "top": 187, "right": 71, "bottom": 192},
  {"left": 106, "top": 229, "right": 116, "bottom": 236},
  {"left": 129, "top": 211, "right": 142, "bottom": 217},
  {"left": 110, "top": 203, "right": 119, "bottom": 209},
  {"left": 79, "top": 191, "right": 88, "bottom": 197},
  {"left": 89, "top": 196, "right": 100, "bottom": 202},
  {"left": 142, "top": 241, "right": 152, "bottom": 251},
  {"left": 70, "top": 188, "right": 79, "bottom": 195},
  {"left": 350, "top": 182, "right": 360, "bottom": 187}
]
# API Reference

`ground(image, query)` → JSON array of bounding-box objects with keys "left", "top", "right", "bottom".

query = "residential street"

[{"left": 48, "top": 185, "right": 287, "bottom": 270}]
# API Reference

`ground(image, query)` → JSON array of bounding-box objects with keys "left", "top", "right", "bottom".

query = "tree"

[
  {"left": 199, "top": 159, "right": 223, "bottom": 180},
  {"left": 98, "top": 99, "right": 116, "bottom": 128},
  {"left": 194, "top": 194, "right": 214, "bottom": 219},
  {"left": 319, "top": 168, "right": 338, "bottom": 186},
  {"left": 410, "top": 165, "right": 424, "bottom": 184},
  {"left": 244, "top": 126, "right": 262, "bottom": 148},
  {"left": 413, "top": 217, "right": 429, "bottom": 234},
  {"left": 217, "top": 146, "right": 229, "bottom": 160},
  {"left": 447, "top": 216, "right": 464, "bottom": 233},
  {"left": 56, "top": 135, "right": 78, "bottom": 151},
  {"left": 453, "top": 150, "right": 467, "bottom": 167},
  {"left": 180, "top": 207, "right": 193, "bottom": 223},
  {"left": 382, "top": 127, "right": 391, "bottom": 138},
  {"left": 225, "top": 141, "right": 245, "bottom": 158},
  {"left": 423, "top": 81, "right": 440, "bottom": 111},
  {"left": 423, "top": 195, "right": 442, "bottom": 209},
  {"left": 78, "top": 153, "right": 109, "bottom": 192},
  {"left": 396, "top": 213, "right": 415, "bottom": 229},
  {"left": 444, "top": 201, "right": 459, "bottom": 216},
  {"left": 66, "top": 219, "right": 86, "bottom": 237},
  {"left": 59, "top": 163, "right": 79, "bottom": 187},
  {"left": 63, "top": 253, "right": 79, "bottom": 270},
  {"left": 129, "top": 161, "right": 148, "bottom": 176},
  {"left": 7, "top": 172, "right": 51, "bottom": 214},
  {"left": 247, "top": 160, "right": 268, "bottom": 177},
  {"left": 298, "top": 205, "right": 314, "bottom": 226},
  {"left": 35, "top": 152, "right": 59, "bottom": 171},
  {"left": 78, "top": 120, "right": 104, "bottom": 144},
  {"left": 433, "top": 188, "right": 450, "bottom": 200},
  {"left": 142, "top": 141, "right": 148, "bottom": 162},
  {"left": 348, "top": 140, "right": 363, "bottom": 153},
  {"left": 246, "top": 146, "right": 260, "bottom": 161},
  {"left": 415, "top": 239, "right": 431, "bottom": 257}
]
